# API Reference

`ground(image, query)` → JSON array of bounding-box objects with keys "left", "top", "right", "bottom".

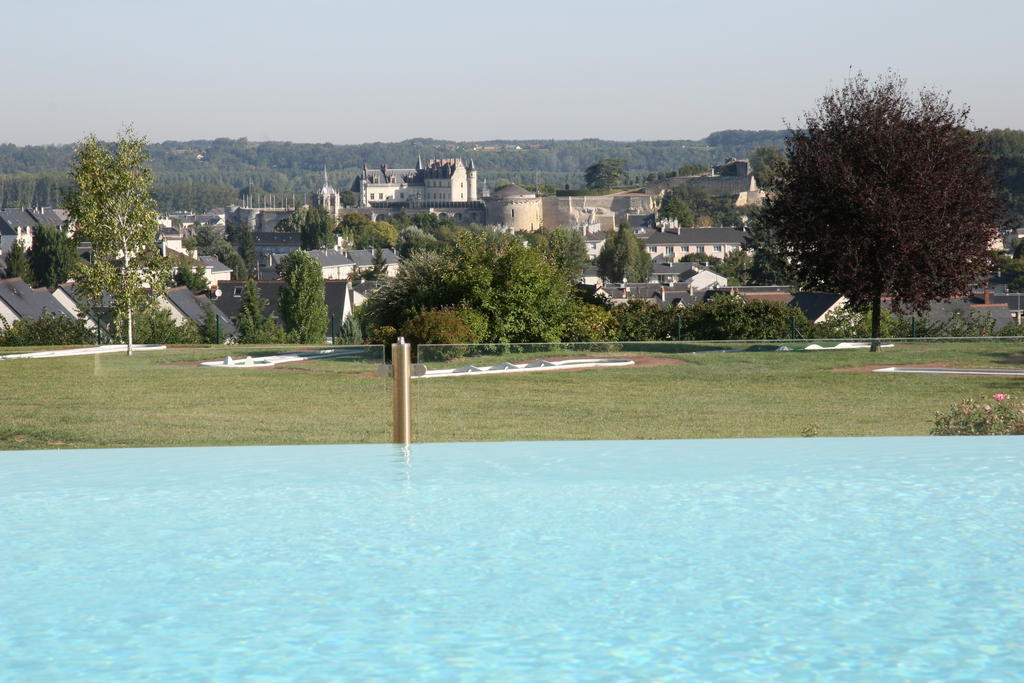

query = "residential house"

[
  {"left": 254, "top": 232, "right": 302, "bottom": 274},
  {"left": 199, "top": 255, "right": 233, "bottom": 290},
  {"left": 638, "top": 226, "right": 748, "bottom": 260},
  {"left": 788, "top": 292, "right": 848, "bottom": 324},
  {"left": 214, "top": 279, "right": 363, "bottom": 333},
  {"left": 0, "top": 278, "right": 77, "bottom": 326},
  {"left": 0, "top": 209, "right": 36, "bottom": 254},
  {"left": 289, "top": 249, "right": 357, "bottom": 280},
  {"left": 161, "top": 287, "right": 235, "bottom": 340},
  {"left": 346, "top": 248, "right": 401, "bottom": 278},
  {"left": 582, "top": 231, "right": 607, "bottom": 259},
  {"left": 649, "top": 259, "right": 727, "bottom": 289}
]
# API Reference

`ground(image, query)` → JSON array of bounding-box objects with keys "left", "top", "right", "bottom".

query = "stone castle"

[{"left": 309, "top": 157, "right": 543, "bottom": 232}]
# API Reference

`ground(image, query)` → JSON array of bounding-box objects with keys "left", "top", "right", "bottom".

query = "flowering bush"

[{"left": 932, "top": 393, "right": 1024, "bottom": 435}]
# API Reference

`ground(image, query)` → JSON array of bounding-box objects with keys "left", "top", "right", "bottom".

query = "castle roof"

[{"left": 490, "top": 183, "right": 534, "bottom": 199}]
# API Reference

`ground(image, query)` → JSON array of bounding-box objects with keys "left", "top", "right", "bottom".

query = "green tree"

[
  {"left": 611, "top": 299, "right": 675, "bottom": 341},
  {"left": 363, "top": 233, "right": 575, "bottom": 343},
  {"left": 190, "top": 225, "right": 247, "bottom": 279},
  {"left": 300, "top": 206, "right": 335, "bottom": 250},
  {"left": 173, "top": 265, "right": 210, "bottom": 293},
  {"left": 396, "top": 225, "right": 440, "bottom": 257},
  {"left": 198, "top": 303, "right": 224, "bottom": 344},
  {"left": 762, "top": 73, "right": 1005, "bottom": 349},
  {"left": 1004, "top": 258, "right": 1024, "bottom": 291},
  {"left": 236, "top": 279, "right": 286, "bottom": 344},
  {"left": 368, "top": 248, "right": 389, "bottom": 280},
  {"left": 337, "top": 311, "right": 363, "bottom": 345},
  {"left": 746, "top": 216, "right": 797, "bottom": 285},
  {"left": 529, "top": 227, "right": 589, "bottom": 283},
  {"left": 278, "top": 250, "right": 328, "bottom": 343},
  {"left": 584, "top": 158, "right": 626, "bottom": 190},
  {"left": 351, "top": 220, "right": 398, "bottom": 250},
  {"left": 749, "top": 146, "right": 787, "bottom": 190},
  {"left": 0, "top": 313, "right": 92, "bottom": 346},
  {"left": 716, "top": 249, "right": 753, "bottom": 285},
  {"left": 659, "top": 192, "right": 695, "bottom": 226},
  {"left": 679, "top": 294, "right": 810, "bottom": 340},
  {"left": 4, "top": 239, "right": 32, "bottom": 281},
  {"left": 28, "top": 224, "right": 78, "bottom": 288},
  {"left": 400, "top": 308, "right": 481, "bottom": 346},
  {"left": 132, "top": 302, "right": 201, "bottom": 344},
  {"left": 596, "top": 223, "right": 652, "bottom": 282},
  {"left": 677, "top": 163, "right": 710, "bottom": 176},
  {"left": 227, "top": 223, "right": 256, "bottom": 274},
  {"left": 63, "top": 129, "right": 171, "bottom": 355},
  {"left": 562, "top": 302, "right": 618, "bottom": 342}
]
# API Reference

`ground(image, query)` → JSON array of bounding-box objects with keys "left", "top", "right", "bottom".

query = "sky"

[{"left": 3, "top": 0, "right": 1022, "bottom": 145}]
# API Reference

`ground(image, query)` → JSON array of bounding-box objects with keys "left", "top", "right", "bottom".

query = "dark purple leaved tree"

[{"left": 762, "top": 73, "right": 1005, "bottom": 349}]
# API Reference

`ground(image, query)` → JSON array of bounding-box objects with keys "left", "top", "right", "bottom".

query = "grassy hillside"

[{"left": 0, "top": 340, "right": 1020, "bottom": 450}]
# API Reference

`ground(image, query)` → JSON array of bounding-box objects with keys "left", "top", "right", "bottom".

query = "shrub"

[
  {"left": 563, "top": 303, "right": 618, "bottom": 342},
  {"left": 366, "top": 325, "right": 399, "bottom": 346},
  {"left": 0, "top": 313, "right": 93, "bottom": 347},
  {"left": 612, "top": 299, "right": 675, "bottom": 341},
  {"left": 401, "top": 309, "right": 480, "bottom": 346},
  {"left": 132, "top": 305, "right": 201, "bottom": 345},
  {"left": 932, "top": 393, "right": 1024, "bottom": 435}
]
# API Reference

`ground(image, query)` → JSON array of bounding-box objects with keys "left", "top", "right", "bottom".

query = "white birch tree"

[{"left": 64, "top": 129, "right": 169, "bottom": 355}]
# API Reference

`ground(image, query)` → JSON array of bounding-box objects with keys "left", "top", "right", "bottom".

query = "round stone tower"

[{"left": 486, "top": 183, "right": 542, "bottom": 232}]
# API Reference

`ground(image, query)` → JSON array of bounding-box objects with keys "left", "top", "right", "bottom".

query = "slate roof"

[
  {"left": 213, "top": 280, "right": 355, "bottom": 325},
  {"left": 789, "top": 292, "right": 845, "bottom": 323},
  {"left": 884, "top": 297, "right": 1015, "bottom": 328},
  {"left": 306, "top": 249, "right": 356, "bottom": 268},
  {"left": 253, "top": 232, "right": 302, "bottom": 247},
  {"left": 199, "top": 255, "right": 231, "bottom": 272},
  {"left": 640, "top": 227, "right": 749, "bottom": 246},
  {"left": 26, "top": 208, "right": 67, "bottom": 226},
  {"left": 166, "top": 287, "right": 236, "bottom": 336},
  {"left": 352, "top": 280, "right": 383, "bottom": 297},
  {"left": 624, "top": 214, "right": 655, "bottom": 229},
  {"left": 0, "top": 209, "right": 35, "bottom": 236},
  {"left": 490, "top": 184, "right": 534, "bottom": 199},
  {"left": 345, "top": 248, "right": 400, "bottom": 267},
  {"left": 0, "top": 278, "right": 75, "bottom": 320}
]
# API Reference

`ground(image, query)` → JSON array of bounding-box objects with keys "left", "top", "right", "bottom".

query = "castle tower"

[
  {"left": 314, "top": 165, "right": 342, "bottom": 218},
  {"left": 467, "top": 158, "right": 478, "bottom": 201}
]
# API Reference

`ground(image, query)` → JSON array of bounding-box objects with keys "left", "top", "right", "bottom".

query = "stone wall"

[{"left": 224, "top": 206, "right": 295, "bottom": 232}]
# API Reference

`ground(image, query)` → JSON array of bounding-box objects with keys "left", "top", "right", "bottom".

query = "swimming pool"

[{"left": 2, "top": 438, "right": 1021, "bottom": 679}]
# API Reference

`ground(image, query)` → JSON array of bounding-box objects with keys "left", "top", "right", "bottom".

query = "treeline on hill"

[
  {"left": 4, "top": 130, "right": 1023, "bottom": 215},
  {"left": 1, "top": 132, "right": 793, "bottom": 211}
]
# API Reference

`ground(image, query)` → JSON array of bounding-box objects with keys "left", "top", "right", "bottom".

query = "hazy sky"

[{"left": 3, "top": 0, "right": 1021, "bottom": 145}]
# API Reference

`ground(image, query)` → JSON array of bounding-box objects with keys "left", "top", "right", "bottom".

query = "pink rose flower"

[{"left": 993, "top": 393, "right": 1007, "bottom": 401}]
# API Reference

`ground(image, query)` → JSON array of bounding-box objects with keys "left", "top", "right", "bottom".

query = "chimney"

[{"left": 660, "top": 286, "right": 666, "bottom": 302}]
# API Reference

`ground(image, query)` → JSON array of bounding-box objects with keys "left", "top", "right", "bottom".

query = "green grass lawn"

[{"left": 1, "top": 340, "right": 1021, "bottom": 450}]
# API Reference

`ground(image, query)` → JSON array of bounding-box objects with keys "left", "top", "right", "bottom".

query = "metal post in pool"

[{"left": 392, "top": 337, "right": 412, "bottom": 445}]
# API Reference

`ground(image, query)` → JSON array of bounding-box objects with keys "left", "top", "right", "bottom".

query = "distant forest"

[
  {"left": 0, "top": 131, "right": 789, "bottom": 211},
  {"left": 1, "top": 129, "right": 1023, "bottom": 216}
]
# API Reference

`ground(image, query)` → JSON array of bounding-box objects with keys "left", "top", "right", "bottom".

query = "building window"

[
  {"left": 649, "top": 247, "right": 657, "bottom": 253},
  {"left": 714, "top": 244, "right": 723, "bottom": 252},
  {"left": 698, "top": 245, "right": 706, "bottom": 253},
  {"left": 233, "top": 287, "right": 243, "bottom": 297}
]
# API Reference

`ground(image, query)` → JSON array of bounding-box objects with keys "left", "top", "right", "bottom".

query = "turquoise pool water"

[{"left": 1, "top": 438, "right": 1022, "bottom": 679}]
